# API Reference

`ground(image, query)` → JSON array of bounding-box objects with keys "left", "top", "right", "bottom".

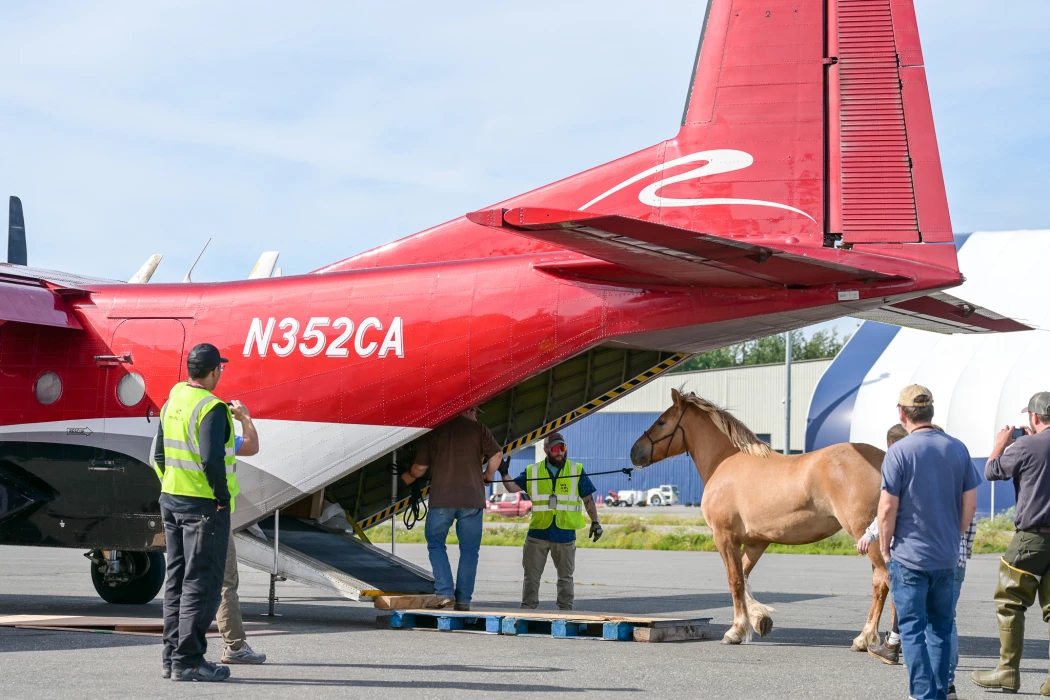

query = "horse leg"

[
  {"left": 714, "top": 529, "right": 753, "bottom": 644},
  {"left": 742, "top": 541, "right": 774, "bottom": 637},
  {"left": 853, "top": 543, "right": 891, "bottom": 652}
]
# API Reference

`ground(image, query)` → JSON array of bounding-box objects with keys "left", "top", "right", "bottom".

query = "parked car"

[
  {"left": 486, "top": 491, "right": 532, "bottom": 517},
  {"left": 604, "top": 485, "right": 680, "bottom": 507}
]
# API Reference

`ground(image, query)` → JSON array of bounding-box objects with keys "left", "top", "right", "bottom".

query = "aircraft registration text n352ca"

[{"left": 243, "top": 316, "right": 404, "bottom": 359}]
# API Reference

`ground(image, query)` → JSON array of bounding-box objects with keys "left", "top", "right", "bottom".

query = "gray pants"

[
  {"left": 521, "top": 536, "right": 576, "bottom": 610},
  {"left": 161, "top": 505, "right": 229, "bottom": 670},
  {"left": 217, "top": 533, "right": 247, "bottom": 650}
]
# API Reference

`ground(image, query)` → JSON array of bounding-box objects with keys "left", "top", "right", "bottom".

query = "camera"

[{"left": 1011, "top": 427, "right": 1027, "bottom": 439}]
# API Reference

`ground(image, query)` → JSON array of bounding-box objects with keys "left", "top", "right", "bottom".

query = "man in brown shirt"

[{"left": 401, "top": 406, "right": 503, "bottom": 610}]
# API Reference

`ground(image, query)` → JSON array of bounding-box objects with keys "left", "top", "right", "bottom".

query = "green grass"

[
  {"left": 484, "top": 512, "right": 708, "bottom": 527},
  {"left": 368, "top": 509, "right": 1017, "bottom": 555}
]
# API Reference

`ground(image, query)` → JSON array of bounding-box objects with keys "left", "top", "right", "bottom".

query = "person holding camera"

[{"left": 971, "top": 392, "right": 1050, "bottom": 695}]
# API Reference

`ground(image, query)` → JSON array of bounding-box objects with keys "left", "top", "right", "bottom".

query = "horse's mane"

[{"left": 679, "top": 392, "right": 773, "bottom": 458}]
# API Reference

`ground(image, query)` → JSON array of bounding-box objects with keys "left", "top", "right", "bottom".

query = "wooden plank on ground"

[
  {"left": 633, "top": 622, "right": 711, "bottom": 643},
  {"left": 374, "top": 595, "right": 445, "bottom": 611}
]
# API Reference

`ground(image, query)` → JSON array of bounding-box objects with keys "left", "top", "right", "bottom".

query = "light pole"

[{"left": 784, "top": 331, "right": 792, "bottom": 455}]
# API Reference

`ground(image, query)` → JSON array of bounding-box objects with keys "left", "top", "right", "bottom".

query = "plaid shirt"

[
  {"left": 959, "top": 517, "right": 977, "bottom": 567},
  {"left": 864, "top": 516, "right": 977, "bottom": 567}
]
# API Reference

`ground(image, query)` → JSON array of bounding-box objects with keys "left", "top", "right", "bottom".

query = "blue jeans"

[
  {"left": 890, "top": 560, "right": 955, "bottom": 700},
  {"left": 425, "top": 508, "right": 483, "bottom": 603},
  {"left": 927, "top": 564, "right": 966, "bottom": 686}
]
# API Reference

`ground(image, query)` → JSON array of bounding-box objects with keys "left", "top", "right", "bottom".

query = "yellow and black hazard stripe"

[
  {"left": 501, "top": 352, "right": 691, "bottom": 455},
  {"left": 355, "top": 351, "right": 691, "bottom": 531}
]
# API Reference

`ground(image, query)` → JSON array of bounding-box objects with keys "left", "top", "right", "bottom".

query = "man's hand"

[
  {"left": 229, "top": 400, "right": 250, "bottom": 422},
  {"left": 991, "top": 423, "right": 1024, "bottom": 461},
  {"left": 589, "top": 521, "right": 603, "bottom": 542},
  {"left": 856, "top": 536, "right": 871, "bottom": 555}
]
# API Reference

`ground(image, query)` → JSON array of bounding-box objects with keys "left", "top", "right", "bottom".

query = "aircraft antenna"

[{"left": 182, "top": 238, "right": 212, "bottom": 283}]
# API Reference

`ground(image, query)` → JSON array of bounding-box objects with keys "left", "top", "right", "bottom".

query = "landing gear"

[{"left": 87, "top": 549, "right": 165, "bottom": 604}]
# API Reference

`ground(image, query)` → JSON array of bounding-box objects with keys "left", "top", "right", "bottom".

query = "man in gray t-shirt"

[
  {"left": 878, "top": 385, "right": 979, "bottom": 700},
  {"left": 972, "top": 391, "right": 1050, "bottom": 694}
]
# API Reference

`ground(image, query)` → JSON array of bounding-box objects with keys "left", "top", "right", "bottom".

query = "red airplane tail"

[{"left": 321, "top": 0, "right": 956, "bottom": 277}]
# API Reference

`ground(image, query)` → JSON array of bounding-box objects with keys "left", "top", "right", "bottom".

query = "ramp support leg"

[
  {"left": 391, "top": 454, "right": 398, "bottom": 555},
  {"left": 264, "top": 508, "right": 284, "bottom": 617}
]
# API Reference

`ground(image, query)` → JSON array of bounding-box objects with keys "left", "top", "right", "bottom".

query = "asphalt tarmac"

[{"left": 1, "top": 544, "right": 1047, "bottom": 699}]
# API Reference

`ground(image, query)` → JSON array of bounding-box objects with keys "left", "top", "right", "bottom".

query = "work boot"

[
  {"left": 970, "top": 560, "right": 1038, "bottom": 694},
  {"left": 454, "top": 602, "right": 471, "bottom": 611},
  {"left": 172, "top": 661, "right": 231, "bottom": 682},
  {"left": 221, "top": 641, "right": 266, "bottom": 664},
  {"left": 867, "top": 633, "right": 900, "bottom": 665}
]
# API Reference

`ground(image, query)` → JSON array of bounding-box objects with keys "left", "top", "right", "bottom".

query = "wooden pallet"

[
  {"left": 378, "top": 608, "right": 711, "bottom": 643},
  {"left": 386, "top": 610, "right": 502, "bottom": 634}
]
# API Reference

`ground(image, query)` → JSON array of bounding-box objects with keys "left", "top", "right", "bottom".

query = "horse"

[{"left": 630, "top": 389, "right": 889, "bottom": 650}]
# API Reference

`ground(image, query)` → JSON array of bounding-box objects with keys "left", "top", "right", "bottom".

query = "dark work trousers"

[{"left": 161, "top": 504, "right": 230, "bottom": 670}]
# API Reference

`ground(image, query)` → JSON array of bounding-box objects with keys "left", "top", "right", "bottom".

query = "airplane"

[{"left": 0, "top": 0, "right": 1029, "bottom": 606}]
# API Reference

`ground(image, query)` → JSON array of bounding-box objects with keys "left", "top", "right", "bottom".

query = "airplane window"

[
  {"left": 34, "top": 372, "right": 62, "bottom": 405},
  {"left": 117, "top": 372, "right": 146, "bottom": 407}
]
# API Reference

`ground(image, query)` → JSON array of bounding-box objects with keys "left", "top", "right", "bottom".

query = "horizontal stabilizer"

[
  {"left": 853, "top": 292, "right": 1030, "bottom": 334},
  {"left": 468, "top": 207, "right": 896, "bottom": 289}
]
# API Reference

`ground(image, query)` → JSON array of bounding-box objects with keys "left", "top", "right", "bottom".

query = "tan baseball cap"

[{"left": 898, "top": 385, "right": 934, "bottom": 407}]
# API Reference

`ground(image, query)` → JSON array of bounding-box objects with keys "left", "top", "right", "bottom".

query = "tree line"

[{"left": 672, "top": 329, "right": 850, "bottom": 373}]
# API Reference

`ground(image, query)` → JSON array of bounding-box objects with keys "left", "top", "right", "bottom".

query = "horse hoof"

[
  {"left": 721, "top": 630, "right": 743, "bottom": 645},
  {"left": 756, "top": 616, "right": 773, "bottom": 637},
  {"left": 851, "top": 636, "right": 869, "bottom": 652}
]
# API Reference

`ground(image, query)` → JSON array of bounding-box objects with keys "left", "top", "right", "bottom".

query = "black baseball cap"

[
  {"left": 544, "top": 432, "right": 566, "bottom": 449},
  {"left": 187, "top": 343, "right": 228, "bottom": 371}
]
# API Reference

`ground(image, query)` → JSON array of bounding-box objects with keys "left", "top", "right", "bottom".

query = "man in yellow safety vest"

[
  {"left": 499, "top": 432, "right": 603, "bottom": 610},
  {"left": 152, "top": 343, "right": 238, "bottom": 682}
]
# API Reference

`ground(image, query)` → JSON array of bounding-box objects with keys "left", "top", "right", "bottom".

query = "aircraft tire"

[{"left": 90, "top": 551, "right": 166, "bottom": 604}]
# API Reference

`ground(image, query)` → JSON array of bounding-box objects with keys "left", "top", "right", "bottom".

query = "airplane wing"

[
  {"left": 0, "top": 262, "right": 118, "bottom": 330},
  {"left": 467, "top": 207, "right": 1030, "bottom": 334}
]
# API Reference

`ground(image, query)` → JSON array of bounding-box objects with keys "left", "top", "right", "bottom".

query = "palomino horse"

[{"left": 630, "top": 389, "right": 888, "bottom": 649}]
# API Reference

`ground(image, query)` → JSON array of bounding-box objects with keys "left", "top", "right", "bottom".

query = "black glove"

[
  {"left": 589, "top": 521, "right": 603, "bottom": 542},
  {"left": 498, "top": 457, "right": 511, "bottom": 478}
]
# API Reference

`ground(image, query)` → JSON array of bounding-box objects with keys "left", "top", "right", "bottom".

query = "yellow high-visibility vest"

[
  {"left": 153, "top": 382, "right": 240, "bottom": 512},
  {"left": 527, "top": 460, "right": 586, "bottom": 531}
]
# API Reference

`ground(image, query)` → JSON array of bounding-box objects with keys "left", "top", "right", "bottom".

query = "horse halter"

[{"left": 642, "top": 405, "right": 688, "bottom": 465}]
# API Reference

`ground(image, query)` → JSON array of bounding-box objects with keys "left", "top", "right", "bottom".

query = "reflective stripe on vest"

[
  {"left": 526, "top": 460, "right": 586, "bottom": 531},
  {"left": 157, "top": 382, "right": 240, "bottom": 512}
]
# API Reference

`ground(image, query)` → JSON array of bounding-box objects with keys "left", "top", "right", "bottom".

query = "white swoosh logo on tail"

[{"left": 579, "top": 149, "right": 815, "bottom": 222}]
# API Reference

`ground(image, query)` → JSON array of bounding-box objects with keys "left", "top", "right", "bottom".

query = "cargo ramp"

[{"left": 235, "top": 347, "right": 689, "bottom": 601}]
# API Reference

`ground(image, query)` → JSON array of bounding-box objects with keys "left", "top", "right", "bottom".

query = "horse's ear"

[{"left": 671, "top": 388, "right": 681, "bottom": 406}]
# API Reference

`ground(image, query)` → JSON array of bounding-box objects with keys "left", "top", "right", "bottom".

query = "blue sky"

[{"left": 1, "top": 1, "right": 1047, "bottom": 339}]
